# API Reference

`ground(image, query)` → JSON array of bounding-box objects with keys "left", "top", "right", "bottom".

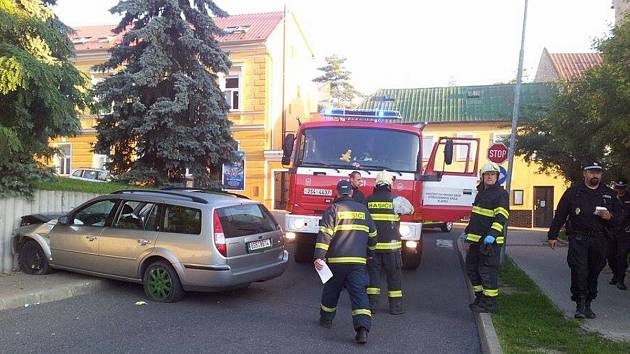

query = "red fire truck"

[{"left": 280, "top": 108, "right": 480, "bottom": 269}]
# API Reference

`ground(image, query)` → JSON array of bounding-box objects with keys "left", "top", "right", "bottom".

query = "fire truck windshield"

[{"left": 297, "top": 127, "right": 420, "bottom": 172}]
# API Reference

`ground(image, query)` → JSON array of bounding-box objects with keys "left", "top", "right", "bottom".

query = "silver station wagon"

[{"left": 14, "top": 189, "right": 288, "bottom": 302}]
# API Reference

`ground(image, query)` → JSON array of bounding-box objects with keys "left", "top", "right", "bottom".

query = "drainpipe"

[{"left": 281, "top": 5, "right": 287, "bottom": 149}]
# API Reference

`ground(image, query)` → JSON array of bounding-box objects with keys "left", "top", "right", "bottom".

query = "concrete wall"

[{"left": 0, "top": 191, "right": 99, "bottom": 273}]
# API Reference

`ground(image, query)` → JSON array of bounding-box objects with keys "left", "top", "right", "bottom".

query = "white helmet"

[
  {"left": 480, "top": 162, "right": 500, "bottom": 176},
  {"left": 375, "top": 170, "right": 393, "bottom": 186}
]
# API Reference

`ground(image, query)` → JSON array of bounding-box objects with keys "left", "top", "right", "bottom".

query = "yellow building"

[
  {"left": 52, "top": 11, "right": 317, "bottom": 208},
  {"left": 360, "top": 83, "right": 568, "bottom": 228}
]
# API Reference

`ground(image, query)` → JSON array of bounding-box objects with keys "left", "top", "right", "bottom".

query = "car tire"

[
  {"left": 401, "top": 242, "right": 422, "bottom": 270},
  {"left": 441, "top": 222, "right": 453, "bottom": 233},
  {"left": 18, "top": 240, "right": 51, "bottom": 275},
  {"left": 294, "top": 233, "right": 315, "bottom": 263},
  {"left": 143, "top": 260, "right": 185, "bottom": 303}
]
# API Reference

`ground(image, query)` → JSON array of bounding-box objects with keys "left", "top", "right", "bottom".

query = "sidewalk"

[
  {"left": 506, "top": 229, "right": 630, "bottom": 341},
  {"left": 0, "top": 271, "right": 109, "bottom": 311}
]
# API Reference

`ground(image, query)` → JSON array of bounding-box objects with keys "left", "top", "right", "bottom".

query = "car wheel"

[
  {"left": 143, "top": 261, "right": 184, "bottom": 303},
  {"left": 294, "top": 233, "right": 315, "bottom": 263},
  {"left": 401, "top": 242, "right": 422, "bottom": 270},
  {"left": 441, "top": 222, "right": 453, "bottom": 233},
  {"left": 18, "top": 240, "right": 51, "bottom": 275}
]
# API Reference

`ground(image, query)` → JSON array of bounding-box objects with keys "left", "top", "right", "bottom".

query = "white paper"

[{"left": 316, "top": 262, "right": 333, "bottom": 284}]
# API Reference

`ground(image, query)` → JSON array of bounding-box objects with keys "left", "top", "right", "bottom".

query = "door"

[
  {"left": 50, "top": 199, "right": 119, "bottom": 271},
  {"left": 274, "top": 171, "right": 289, "bottom": 210},
  {"left": 534, "top": 186, "right": 554, "bottom": 228},
  {"left": 97, "top": 200, "right": 160, "bottom": 278}
]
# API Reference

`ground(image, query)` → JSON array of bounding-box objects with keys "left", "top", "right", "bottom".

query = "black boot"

[
  {"left": 574, "top": 297, "right": 587, "bottom": 319},
  {"left": 469, "top": 295, "right": 497, "bottom": 313},
  {"left": 389, "top": 297, "right": 404, "bottom": 315},
  {"left": 584, "top": 300, "right": 596, "bottom": 319},
  {"left": 609, "top": 277, "right": 618, "bottom": 285},
  {"left": 617, "top": 281, "right": 627, "bottom": 290},
  {"left": 355, "top": 327, "right": 368, "bottom": 344},
  {"left": 319, "top": 318, "right": 332, "bottom": 328},
  {"left": 469, "top": 291, "right": 483, "bottom": 307}
]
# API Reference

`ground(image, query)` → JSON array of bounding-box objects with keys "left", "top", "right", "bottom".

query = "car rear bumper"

[{"left": 179, "top": 250, "right": 289, "bottom": 291}]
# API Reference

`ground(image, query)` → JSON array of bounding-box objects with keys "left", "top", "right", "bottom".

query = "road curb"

[
  {"left": 0, "top": 276, "right": 108, "bottom": 312},
  {"left": 455, "top": 234, "right": 503, "bottom": 354}
]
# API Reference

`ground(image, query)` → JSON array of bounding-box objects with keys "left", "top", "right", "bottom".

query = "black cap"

[
  {"left": 582, "top": 161, "right": 603, "bottom": 171},
  {"left": 336, "top": 180, "right": 352, "bottom": 195},
  {"left": 614, "top": 178, "right": 628, "bottom": 188}
]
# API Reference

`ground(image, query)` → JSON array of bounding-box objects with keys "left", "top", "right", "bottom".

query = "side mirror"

[
  {"left": 281, "top": 133, "right": 295, "bottom": 165},
  {"left": 444, "top": 139, "right": 454, "bottom": 165},
  {"left": 58, "top": 216, "right": 70, "bottom": 225}
]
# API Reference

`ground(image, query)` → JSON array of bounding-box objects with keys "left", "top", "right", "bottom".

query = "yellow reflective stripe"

[
  {"left": 367, "top": 287, "right": 381, "bottom": 295},
  {"left": 337, "top": 211, "right": 365, "bottom": 220},
  {"left": 388, "top": 290, "right": 403, "bottom": 298},
  {"left": 321, "top": 304, "right": 336, "bottom": 313},
  {"left": 320, "top": 226, "right": 334, "bottom": 236},
  {"left": 496, "top": 236, "right": 505, "bottom": 244},
  {"left": 368, "top": 202, "right": 393, "bottom": 209},
  {"left": 473, "top": 285, "right": 484, "bottom": 292},
  {"left": 369, "top": 231, "right": 378, "bottom": 238},
  {"left": 483, "top": 289, "right": 499, "bottom": 297},
  {"left": 315, "top": 243, "right": 329, "bottom": 251},
  {"left": 374, "top": 241, "right": 402, "bottom": 250},
  {"left": 466, "top": 233, "right": 482, "bottom": 242},
  {"left": 352, "top": 309, "right": 372, "bottom": 316},
  {"left": 491, "top": 222, "right": 504, "bottom": 233},
  {"left": 494, "top": 207, "right": 510, "bottom": 219},
  {"left": 334, "top": 224, "right": 370, "bottom": 233},
  {"left": 371, "top": 214, "right": 400, "bottom": 222},
  {"left": 327, "top": 257, "right": 366, "bottom": 264},
  {"left": 472, "top": 206, "right": 494, "bottom": 217}
]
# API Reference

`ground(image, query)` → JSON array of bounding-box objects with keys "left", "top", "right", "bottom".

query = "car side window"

[
  {"left": 83, "top": 170, "right": 98, "bottom": 180},
  {"left": 72, "top": 169, "right": 83, "bottom": 177},
  {"left": 113, "top": 201, "right": 159, "bottom": 230},
  {"left": 73, "top": 200, "right": 117, "bottom": 227},
  {"left": 162, "top": 205, "right": 201, "bottom": 235}
]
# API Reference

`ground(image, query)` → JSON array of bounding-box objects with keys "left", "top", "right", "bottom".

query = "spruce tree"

[
  {"left": 313, "top": 54, "right": 358, "bottom": 108},
  {"left": 0, "top": 0, "right": 89, "bottom": 197},
  {"left": 93, "top": 0, "right": 237, "bottom": 187}
]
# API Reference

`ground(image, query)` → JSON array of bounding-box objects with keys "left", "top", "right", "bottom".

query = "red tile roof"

[
  {"left": 548, "top": 51, "right": 603, "bottom": 80},
  {"left": 70, "top": 11, "right": 284, "bottom": 52}
]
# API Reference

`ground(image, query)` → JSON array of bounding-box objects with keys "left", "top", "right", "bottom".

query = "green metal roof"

[{"left": 358, "top": 83, "right": 552, "bottom": 124}]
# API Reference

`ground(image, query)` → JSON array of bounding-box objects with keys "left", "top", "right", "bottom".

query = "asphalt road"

[{"left": 0, "top": 229, "right": 480, "bottom": 354}]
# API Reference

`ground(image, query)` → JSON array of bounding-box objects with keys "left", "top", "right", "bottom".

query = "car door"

[
  {"left": 97, "top": 200, "right": 160, "bottom": 278},
  {"left": 49, "top": 199, "right": 119, "bottom": 272}
]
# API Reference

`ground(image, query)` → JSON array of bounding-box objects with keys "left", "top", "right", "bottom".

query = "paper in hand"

[{"left": 316, "top": 261, "right": 333, "bottom": 284}]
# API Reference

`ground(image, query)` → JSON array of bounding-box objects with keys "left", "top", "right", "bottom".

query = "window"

[
  {"left": 114, "top": 201, "right": 159, "bottom": 230},
  {"left": 513, "top": 190, "right": 524, "bottom": 205},
  {"left": 224, "top": 76, "right": 240, "bottom": 110},
  {"left": 217, "top": 204, "right": 279, "bottom": 238},
  {"left": 72, "top": 200, "right": 117, "bottom": 227},
  {"left": 72, "top": 169, "right": 83, "bottom": 177},
  {"left": 93, "top": 154, "right": 109, "bottom": 170},
  {"left": 162, "top": 205, "right": 202, "bottom": 235},
  {"left": 456, "top": 134, "right": 475, "bottom": 161},
  {"left": 55, "top": 144, "right": 72, "bottom": 175},
  {"left": 83, "top": 170, "right": 98, "bottom": 180},
  {"left": 422, "top": 136, "right": 435, "bottom": 160}
]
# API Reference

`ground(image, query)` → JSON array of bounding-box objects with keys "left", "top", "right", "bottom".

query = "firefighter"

[
  {"left": 313, "top": 179, "right": 377, "bottom": 344},
  {"left": 609, "top": 178, "right": 630, "bottom": 290},
  {"left": 349, "top": 171, "right": 366, "bottom": 204},
  {"left": 464, "top": 162, "right": 509, "bottom": 313},
  {"left": 548, "top": 162, "right": 622, "bottom": 319},
  {"left": 366, "top": 170, "right": 414, "bottom": 315}
]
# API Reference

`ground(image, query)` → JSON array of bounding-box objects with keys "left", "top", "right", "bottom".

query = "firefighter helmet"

[
  {"left": 375, "top": 170, "right": 393, "bottom": 186},
  {"left": 480, "top": 162, "right": 500, "bottom": 176}
]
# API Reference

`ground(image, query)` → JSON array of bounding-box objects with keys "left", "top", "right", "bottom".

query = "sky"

[{"left": 52, "top": 0, "right": 615, "bottom": 94}]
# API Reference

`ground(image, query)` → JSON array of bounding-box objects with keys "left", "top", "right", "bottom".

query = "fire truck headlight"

[
  {"left": 292, "top": 218, "right": 306, "bottom": 230},
  {"left": 405, "top": 241, "right": 418, "bottom": 249},
  {"left": 399, "top": 225, "right": 411, "bottom": 237},
  {"left": 285, "top": 232, "right": 296, "bottom": 241}
]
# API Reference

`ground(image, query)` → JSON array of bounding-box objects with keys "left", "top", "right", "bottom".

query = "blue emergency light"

[{"left": 321, "top": 108, "right": 401, "bottom": 122}]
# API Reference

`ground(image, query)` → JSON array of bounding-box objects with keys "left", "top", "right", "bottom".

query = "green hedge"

[{"left": 33, "top": 177, "right": 148, "bottom": 195}]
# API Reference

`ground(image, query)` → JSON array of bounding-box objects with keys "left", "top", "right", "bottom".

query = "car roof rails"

[
  {"left": 160, "top": 187, "right": 250, "bottom": 200},
  {"left": 112, "top": 190, "right": 208, "bottom": 204}
]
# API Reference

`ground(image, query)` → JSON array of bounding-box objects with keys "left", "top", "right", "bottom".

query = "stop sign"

[{"left": 488, "top": 143, "right": 508, "bottom": 164}]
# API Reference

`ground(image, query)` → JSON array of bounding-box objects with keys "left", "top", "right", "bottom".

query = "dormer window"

[{"left": 224, "top": 25, "right": 251, "bottom": 34}]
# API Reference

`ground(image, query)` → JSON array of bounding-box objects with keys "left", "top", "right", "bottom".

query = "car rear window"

[
  {"left": 162, "top": 205, "right": 202, "bottom": 235},
  {"left": 217, "top": 204, "right": 279, "bottom": 238}
]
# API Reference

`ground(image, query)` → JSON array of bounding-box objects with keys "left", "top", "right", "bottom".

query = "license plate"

[
  {"left": 304, "top": 188, "right": 332, "bottom": 196},
  {"left": 247, "top": 238, "right": 272, "bottom": 252}
]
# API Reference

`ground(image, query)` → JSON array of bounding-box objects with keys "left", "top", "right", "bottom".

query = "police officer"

[
  {"left": 548, "top": 162, "right": 622, "bottom": 319},
  {"left": 608, "top": 178, "right": 630, "bottom": 290},
  {"left": 314, "top": 180, "right": 377, "bottom": 344},
  {"left": 465, "top": 162, "right": 509, "bottom": 313},
  {"left": 349, "top": 171, "right": 366, "bottom": 204},
  {"left": 366, "top": 170, "right": 414, "bottom": 315}
]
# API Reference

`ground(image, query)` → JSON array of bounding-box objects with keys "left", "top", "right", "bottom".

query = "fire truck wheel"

[
  {"left": 401, "top": 243, "right": 422, "bottom": 270},
  {"left": 293, "top": 234, "right": 315, "bottom": 263}
]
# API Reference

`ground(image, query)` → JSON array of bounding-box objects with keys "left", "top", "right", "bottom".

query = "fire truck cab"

[{"left": 281, "top": 108, "right": 480, "bottom": 269}]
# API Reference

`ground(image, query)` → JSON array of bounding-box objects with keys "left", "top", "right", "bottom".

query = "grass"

[
  {"left": 492, "top": 257, "right": 630, "bottom": 354},
  {"left": 33, "top": 176, "right": 148, "bottom": 194}
]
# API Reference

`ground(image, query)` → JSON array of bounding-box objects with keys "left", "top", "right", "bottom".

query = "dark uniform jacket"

[
  {"left": 548, "top": 183, "right": 622, "bottom": 240},
  {"left": 314, "top": 196, "right": 377, "bottom": 265},
  {"left": 465, "top": 183, "right": 510, "bottom": 244},
  {"left": 612, "top": 193, "right": 630, "bottom": 240},
  {"left": 352, "top": 187, "right": 366, "bottom": 205},
  {"left": 366, "top": 189, "right": 402, "bottom": 252}
]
